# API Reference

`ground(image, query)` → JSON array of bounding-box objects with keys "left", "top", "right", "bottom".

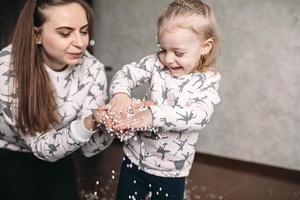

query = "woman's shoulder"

[
  {"left": 79, "top": 50, "right": 105, "bottom": 72},
  {"left": 0, "top": 45, "right": 13, "bottom": 77},
  {"left": 0, "top": 45, "right": 13, "bottom": 93},
  {"left": 0, "top": 45, "right": 12, "bottom": 64}
]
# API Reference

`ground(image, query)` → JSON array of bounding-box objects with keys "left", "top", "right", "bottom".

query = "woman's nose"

[{"left": 73, "top": 33, "right": 84, "bottom": 48}]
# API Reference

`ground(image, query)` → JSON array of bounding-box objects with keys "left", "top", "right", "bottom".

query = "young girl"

[
  {"left": 108, "top": 0, "right": 221, "bottom": 199},
  {"left": 0, "top": 0, "right": 113, "bottom": 199}
]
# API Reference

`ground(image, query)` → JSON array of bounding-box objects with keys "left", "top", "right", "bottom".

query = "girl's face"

[
  {"left": 36, "top": 3, "right": 89, "bottom": 71},
  {"left": 158, "top": 24, "right": 211, "bottom": 77}
]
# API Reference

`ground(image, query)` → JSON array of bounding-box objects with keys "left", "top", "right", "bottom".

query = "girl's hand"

[
  {"left": 131, "top": 100, "right": 155, "bottom": 114},
  {"left": 113, "top": 109, "right": 153, "bottom": 131},
  {"left": 105, "top": 93, "right": 132, "bottom": 120}
]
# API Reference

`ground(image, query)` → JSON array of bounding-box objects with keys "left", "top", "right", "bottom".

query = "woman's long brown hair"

[{"left": 11, "top": 0, "right": 94, "bottom": 135}]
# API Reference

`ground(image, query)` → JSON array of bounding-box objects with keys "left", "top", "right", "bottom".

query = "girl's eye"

[
  {"left": 175, "top": 52, "right": 184, "bottom": 57},
  {"left": 158, "top": 48, "right": 166, "bottom": 53}
]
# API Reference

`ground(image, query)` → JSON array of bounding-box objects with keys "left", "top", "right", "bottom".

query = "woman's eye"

[
  {"left": 59, "top": 32, "right": 70, "bottom": 38},
  {"left": 80, "top": 31, "right": 88, "bottom": 36}
]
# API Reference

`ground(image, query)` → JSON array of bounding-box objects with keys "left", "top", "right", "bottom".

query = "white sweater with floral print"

[
  {"left": 0, "top": 45, "right": 114, "bottom": 162},
  {"left": 111, "top": 54, "right": 221, "bottom": 177}
]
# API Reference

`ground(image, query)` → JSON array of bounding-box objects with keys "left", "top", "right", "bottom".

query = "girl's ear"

[
  {"left": 34, "top": 27, "right": 42, "bottom": 44},
  {"left": 201, "top": 39, "right": 213, "bottom": 55}
]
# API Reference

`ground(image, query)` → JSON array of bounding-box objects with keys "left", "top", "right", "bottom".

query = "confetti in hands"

[{"left": 95, "top": 95, "right": 160, "bottom": 141}]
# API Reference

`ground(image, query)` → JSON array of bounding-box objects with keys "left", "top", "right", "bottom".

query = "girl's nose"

[{"left": 164, "top": 52, "right": 175, "bottom": 64}]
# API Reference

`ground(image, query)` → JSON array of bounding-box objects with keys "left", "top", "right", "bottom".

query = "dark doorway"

[{"left": 0, "top": 0, "right": 93, "bottom": 49}]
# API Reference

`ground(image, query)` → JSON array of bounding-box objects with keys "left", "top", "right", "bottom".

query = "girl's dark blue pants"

[{"left": 117, "top": 156, "right": 185, "bottom": 200}]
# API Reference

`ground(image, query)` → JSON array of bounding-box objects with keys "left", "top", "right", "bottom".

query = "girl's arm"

[
  {"left": 110, "top": 54, "right": 156, "bottom": 98},
  {"left": 107, "top": 55, "right": 156, "bottom": 120},
  {"left": 115, "top": 72, "right": 221, "bottom": 132},
  {"left": 151, "top": 72, "right": 221, "bottom": 132}
]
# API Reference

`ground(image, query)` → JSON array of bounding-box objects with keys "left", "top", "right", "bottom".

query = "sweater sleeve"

[
  {"left": 80, "top": 128, "right": 114, "bottom": 157},
  {"left": 110, "top": 55, "right": 156, "bottom": 96},
  {"left": 149, "top": 72, "right": 221, "bottom": 132},
  {"left": 79, "top": 62, "right": 114, "bottom": 157},
  {"left": 78, "top": 60, "right": 108, "bottom": 117},
  {"left": 0, "top": 46, "right": 91, "bottom": 161},
  {"left": 21, "top": 57, "right": 111, "bottom": 162},
  {"left": 20, "top": 122, "right": 90, "bottom": 162}
]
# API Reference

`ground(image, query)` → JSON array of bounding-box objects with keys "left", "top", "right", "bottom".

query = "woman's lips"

[{"left": 68, "top": 52, "right": 82, "bottom": 59}]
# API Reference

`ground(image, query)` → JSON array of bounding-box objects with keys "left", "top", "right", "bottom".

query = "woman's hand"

[
  {"left": 83, "top": 108, "right": 112, "bottom": 131},
  {"left": 93, "top": 108, "right": 113, "bottom": 129}
]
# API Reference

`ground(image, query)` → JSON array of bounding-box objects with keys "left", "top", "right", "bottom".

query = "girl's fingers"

[
  {"left": 113, "top": 119, "right": 131, "bottom": 129},
  {"left": 143, "top": 100, "right": 155, "bottom": 107},
  {"left": 98, "top": 104, "right": 111, "bottom": 111},
  {"left": 113, "top": 117, "right": 144, "bottom": 130},
  {"left": 113, "top": 121, "right": 131, "bottom": 131},
  {"left": 128, "top": 118, "right": 144, "bottom": 129}
]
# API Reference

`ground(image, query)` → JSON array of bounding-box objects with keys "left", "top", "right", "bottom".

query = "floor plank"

[{"left": 74, "top": 141, "right": 300, "bottom": 200}]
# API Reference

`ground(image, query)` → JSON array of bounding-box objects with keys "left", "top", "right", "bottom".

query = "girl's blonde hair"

[{"left": 157, "top": 0, "right": 220, "bottom": 72}]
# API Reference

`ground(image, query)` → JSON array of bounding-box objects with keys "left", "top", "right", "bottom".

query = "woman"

[{"left": 0, "top": 0, "right": 113, "bottom": 199}]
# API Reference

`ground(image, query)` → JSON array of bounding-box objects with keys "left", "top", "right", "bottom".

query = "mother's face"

[{"left": 36, "top": 2, "right": 89, "bottom": 71}]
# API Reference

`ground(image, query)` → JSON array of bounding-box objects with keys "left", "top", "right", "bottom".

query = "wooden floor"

[{"left": 74, "top": 140, "right": 300, "bottom": 200}]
